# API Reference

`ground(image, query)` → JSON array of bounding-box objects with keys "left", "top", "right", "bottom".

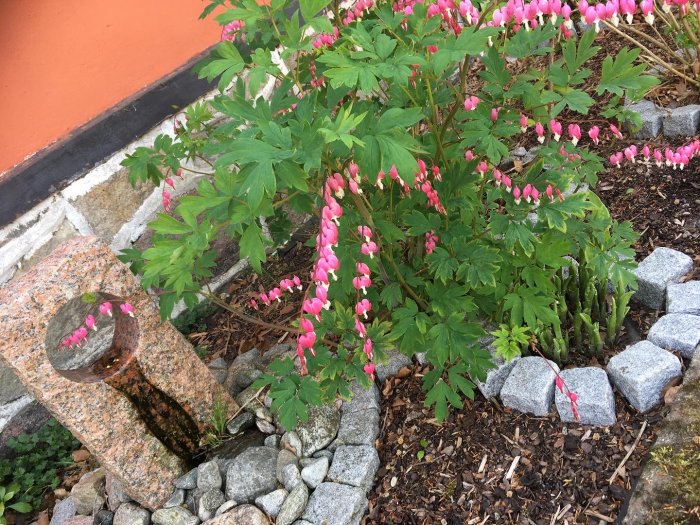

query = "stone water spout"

[{"left": 0, "top": 237, "right": 238, "bottom": 509}]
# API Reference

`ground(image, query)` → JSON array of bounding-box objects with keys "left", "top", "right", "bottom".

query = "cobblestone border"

[{"left": 626, "top": 99, "right": 700, "bottom": 139}]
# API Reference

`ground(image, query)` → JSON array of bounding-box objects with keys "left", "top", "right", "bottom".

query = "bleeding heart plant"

[{"left": 119, "top": 0, "right": 668, "bottom": 428}]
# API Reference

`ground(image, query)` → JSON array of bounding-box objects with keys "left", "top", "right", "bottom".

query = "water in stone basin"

[{"left": 45, "top": 293, "right": 202, "bottom": 466}]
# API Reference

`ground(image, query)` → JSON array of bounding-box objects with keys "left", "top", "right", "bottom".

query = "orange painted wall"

[{"left": 0, "top": 1, "right": 222, "bottom": 175}]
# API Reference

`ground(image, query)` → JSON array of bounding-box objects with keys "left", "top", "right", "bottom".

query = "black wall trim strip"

[{"left": 0, "top": 47, "right": 215, "bottom": 228}]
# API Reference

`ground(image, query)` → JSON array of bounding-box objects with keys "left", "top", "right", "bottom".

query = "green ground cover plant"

[{"left": 0, "top": 419, "right": 79, "bottom": 521}]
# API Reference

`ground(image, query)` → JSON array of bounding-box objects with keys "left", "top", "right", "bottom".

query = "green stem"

[
  {"left": 424, "top": 77, "right": 447, "bottom": 165},
  {"left": 348, "top": 192, "right": 428, "bottom": 311}
]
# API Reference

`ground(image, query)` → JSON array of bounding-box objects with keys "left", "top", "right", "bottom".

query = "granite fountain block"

[{"left": 0, "top": 237, "right": 238, "bottom": 509}]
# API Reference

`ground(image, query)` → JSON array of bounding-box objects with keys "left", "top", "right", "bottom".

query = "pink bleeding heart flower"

[
  {"left": 260, "top": 292, "right": 271, "bottom": 306},
  {"left": 293, "top": 275, "right": 302, "bottom": 290},
  {"left": 610, "top": 124, "right": 624, "bottom": 139},
  {"left": 249, "top": 299, "right": 259, "bottom": 310},
  {"left": 562, "top": 3, "right": 572, "bottom": 27},
  {"left": 549, "top": 119, "right": 562, "bottom": 141},
  {"left": 303, "top": 298, "right": 324, "bottom": 319},
  {"left": 641, "top": 145, "right": 650, "bottom": 161},
  {"left": 620, "top": 0, "right": 636, "bottom": 23},
  {"left": 314, "top": 267, "right": 330, "bottom": 288},
  {"left": 502, "top": 175, "right": 512, "bottom": 192},
  {"left": 75, "top": 327, "right": 88, "bottom": 344},
  {"left": 535, "top": 122, "right": 545, "bottom": 143},
  {"left": 356, "top": 262, "right": 371, "bottom": 276},
  {"left": 361, "top": 242, "right": 378, "bottom": 259},
  {"left": 353, "top": 275, "right": 372, "bottom": 294},
  {"left": 301, "top": 318, "right": 315, "bottom": 333},
  {"left": 85, "top": 314, "right": 97, "bottom": 331},
  {"left": 568, "top": 124, "right": 581, "bottom": 145},
  {"left": 463, "top": 95, "right": 480, "bottom": 111},
  {"left": 355, "top": 299, "right": 372, "bottom": 319},
  {"left": 120, "top": 303, "right": 135, "bottom": 317},
  {"left": 348, "top": 178, "right": 362, "bottom": 195},
  {"left": 348, "top": 161, "right": 360, "bottom": 182},
  {"left": 328, "top": 173, "right": 346, "bottom": 198},
  {"left": 70, "top": 332, "right": 82, "bottom": 347},
  {"left": 584, "top": 5, "right": 598, "bottom": 29},
  {"left": 491, "top": 107, "right": 499, "bottom": 122},
  {"left": 513, "top": 186, "right": 522, "bottom": 204},
  {"left": 364, "top": 362, "right": 376, "bottom": 381},
  {"left": 477, "top": 162, "right": 488, "bottom": 177},
  {"left": 388, "top": 165, "right": 400, "bottom": 181},
  {"left": 531, "top": 187, "right": 540, "bottom": 204},
  {"left": 588, "top": 125, "right": 600, "bottom": 145},
  {"left": 363, "top": 338, "right": 374, "bottom": 359},
  {"left": 358, "top": 226, "right": 373, "bottom": 242},
  {"left": 464, "top": 150, "right": 475, "bottom": 161},
  {"left": 555, "top": 375, "right": 564, "bottom": 393},
  {"left": 376, "top": 170, "right": 385, "bottom": 189},
  {"left": 162, "top": 191, "right": 172, "bottom": 212},
  {"left": 546, "top": 184, "right": 554, "bottom": 201},
  {"left": 610, "top": 152, "right": 623, "bottom": 168},
  {"left": 299, "top": 331, "right": 316, "bottom": 349},
  {"left": 522, "top": 184, "right": 533, "bottom": 203},
  {"left": 641, "top": 0, "right": 654, "bottom": 23},
  {"left": 61, "top": 337, "right": 72, "bottom": 348},
  {"left": 355, "top": 318, "right": 367, "bottom": 338},
  {"left": 99, "top": 302, "right": 113, "bottom": 317},
  {"left": 519, "top": 114, "right": 528, "bottom": 132},
  {"left": 165, "top": 177, "right": 175, "bottom": 188},
  {"left": 315, "top": 286, "right": 330, "bottom": 309},
  {"left": 493, "top": 169, "right": 503, "bottom": 186}
]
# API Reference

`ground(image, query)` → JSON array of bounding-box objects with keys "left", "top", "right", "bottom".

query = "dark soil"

[
  {"left": 597, "top": 151, "right": 700, "bottom": 262},
  {"left": 364, "top": 365, "right": 666, "bottom": 525},
  {"left": 191, "top": 233, "right": 315, "bottom": 362}
]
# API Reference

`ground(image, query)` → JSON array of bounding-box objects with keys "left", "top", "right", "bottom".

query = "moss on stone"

[{"left": 645, "top": 445, "right": 700, "bottom": 524}]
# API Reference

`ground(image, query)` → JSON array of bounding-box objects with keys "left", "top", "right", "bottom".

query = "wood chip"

[
  {"left": 478, "top": 454, "right": 488, "bottom": 473},
  {"left": 505, "top": 456, "right": 521, "bottom": 480},
  {"left": 584, "top": 510, "right": 615, "bottom": 523},
  {"left": 608, "top": 421, "right": 647, "bottom": 484}
]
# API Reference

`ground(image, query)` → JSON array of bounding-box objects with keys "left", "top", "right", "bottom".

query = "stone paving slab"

[
  {"left": 632, "top": 247, "right": 693, "bottom": 309},
  {"left": 500, "top": 357, "right": 560, "bottom": 416},
  {"left": 341, "top": 381, "right": 381, "bottom": 415},
  {"left": 554, "top": 367, "right": 616, "bottom": 426},
  {"left": 626, "top": 100, "right": 663, "bottom": 139},
  {"left": 375, "top": 349, "right": 412, "bottom": 383},
  {"left": 326, "top": 445, "right": 379, "bottom": 492},
  {"left": 607, "top": 341, "right": 682, "bottom": 413},
  {"left": 475, "top": 343, "right": 520, "bottom": 399},
  {"left": 335, "top": 409, "right": 380, "bottom": 446},
  {"left": 647, "top": 313, "right": 700, "bottom": 359},
  {"left": 622, "top": 335, "right": 700, "bottom": 524},
  {"left": 663, "top": 104, "right": 700, "bottom": 137},
  {"left": 302, "top": 482, "right": 368, "bottom": 525},
  {"left": 666, "top": 280, "right": 700, "bottom": 316}
]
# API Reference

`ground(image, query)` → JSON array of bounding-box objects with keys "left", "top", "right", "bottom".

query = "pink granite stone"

[{"left": 0, "top": 237, "right": 238, "bottom": 509}]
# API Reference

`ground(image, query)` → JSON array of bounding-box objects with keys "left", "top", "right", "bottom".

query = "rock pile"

[{"left": 48, "top": 344, "right": 385, "bottom": 525}]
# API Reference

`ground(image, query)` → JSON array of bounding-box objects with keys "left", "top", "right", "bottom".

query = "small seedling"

[{"left": 416, "top": 439, "right": 429, "bottom": 461}]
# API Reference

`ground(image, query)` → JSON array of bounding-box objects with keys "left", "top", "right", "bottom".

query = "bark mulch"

[
  {"left": 597, "top": 151, "right": 700, "bottom": 262},
  {"left": 365, "top": 364, "right": 666, "bottom": 525}
]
